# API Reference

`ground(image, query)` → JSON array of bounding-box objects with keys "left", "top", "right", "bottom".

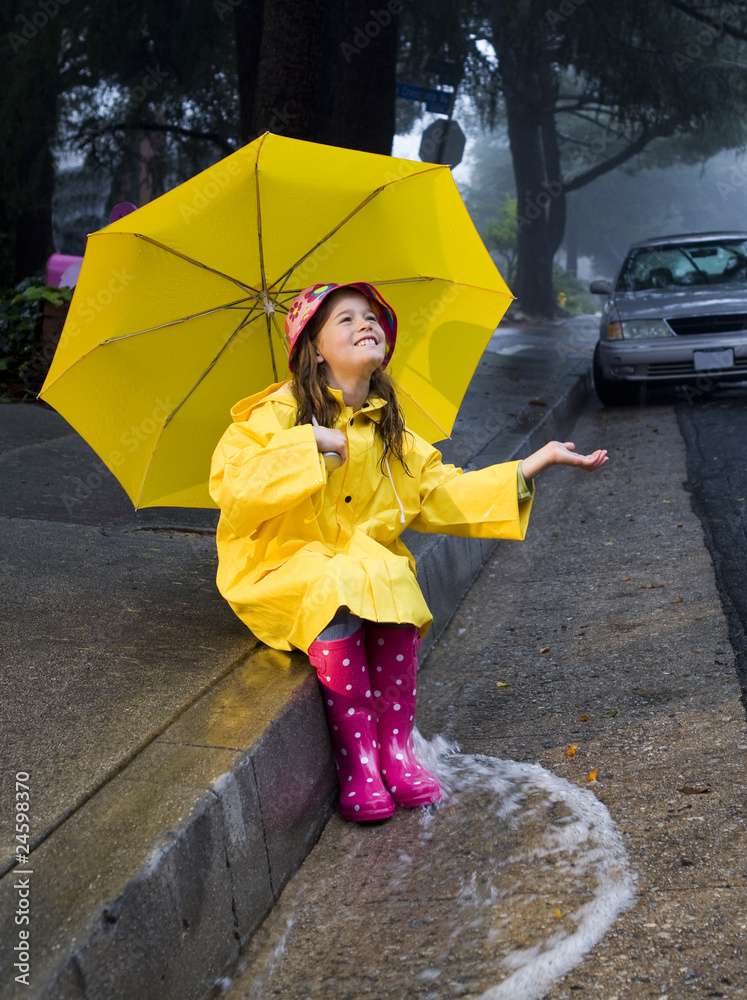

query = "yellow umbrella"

[{"left": 37, "top": 130, "right": 513, "bottom": 509}]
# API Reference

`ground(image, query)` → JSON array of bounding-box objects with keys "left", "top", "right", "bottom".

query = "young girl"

[{"left": 209, "top": 281, "right": 608, "bottom": 824}]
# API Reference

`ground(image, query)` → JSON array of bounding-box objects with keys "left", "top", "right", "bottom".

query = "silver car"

[{"left": 590, "top": 230, "right": 747, "bottom": 404}]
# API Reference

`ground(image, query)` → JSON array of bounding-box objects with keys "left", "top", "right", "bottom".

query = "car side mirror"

[{"left": 589, "top": 279, "right": 613, "bottom": 295}]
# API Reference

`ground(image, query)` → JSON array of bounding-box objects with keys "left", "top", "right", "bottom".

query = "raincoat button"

[{"left": 345, "top": 495, "right": 352, "bottom": 503}]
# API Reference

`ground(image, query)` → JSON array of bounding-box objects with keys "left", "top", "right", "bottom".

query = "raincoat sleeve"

[
  {"left": 208, "top": 401, "right": 327, "bottom": 537},
  {"left": 408, "top": 437, "right": 535, "bottom": 540}
]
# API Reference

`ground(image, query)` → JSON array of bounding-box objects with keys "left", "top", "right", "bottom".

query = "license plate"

[{"left": 693, "top": 348, "right": 734, "bottom": 371}]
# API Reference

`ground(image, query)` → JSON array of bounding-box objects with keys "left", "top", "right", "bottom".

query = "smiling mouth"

[{"left": 354, "top": 336, "right": 379, "bottom": 347}]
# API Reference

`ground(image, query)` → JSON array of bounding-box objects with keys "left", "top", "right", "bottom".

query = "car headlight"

[{"left": 615, "top": 319, "right": 675, "bottom": 339}]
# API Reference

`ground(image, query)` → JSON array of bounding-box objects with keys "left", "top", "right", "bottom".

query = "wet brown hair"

[{"left": 288, "top": 287, "right": 414, "bottom": 479}]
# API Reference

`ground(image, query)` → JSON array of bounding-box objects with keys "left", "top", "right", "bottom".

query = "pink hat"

[{"left": 284, "top": 281, "right": 397, "bottom": 369}]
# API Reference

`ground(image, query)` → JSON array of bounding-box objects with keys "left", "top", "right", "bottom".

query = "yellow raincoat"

[{"left": 208, "top": 379, "right": 536, "bottom": 654}]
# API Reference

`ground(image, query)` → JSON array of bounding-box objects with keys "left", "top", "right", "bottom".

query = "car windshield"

[{"left": 616, "top": 239, "right": 747, "bottom": 292}]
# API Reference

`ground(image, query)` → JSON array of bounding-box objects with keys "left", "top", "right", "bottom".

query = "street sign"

[
  {"left": 419, "top": 119, "right": 466, "bottom": 169},
  {"left": 396, "top": 81, "right": 454, "bottom": 115}
]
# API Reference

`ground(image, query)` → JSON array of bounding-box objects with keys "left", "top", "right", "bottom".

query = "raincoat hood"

[
  {"left": 229, "top": 379, "right": 290, "bottom": 423},
  {"left": 227, "top": 378, "right": 406, "bottom": 522}
]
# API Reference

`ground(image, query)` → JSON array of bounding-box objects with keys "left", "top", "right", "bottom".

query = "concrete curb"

[
  {"left": 2, "top": 367, "right": 592, "bottom": 1000},
  {"left": 2, "top": 651, "right": 337, "bottom": 999}
]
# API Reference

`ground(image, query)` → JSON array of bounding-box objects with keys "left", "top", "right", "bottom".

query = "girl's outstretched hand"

[
  {"left": 520, "top": 440, "right": 608, "bottom": 481},
  {"left": 547, "top": 440, "right": 608, "bottom": 470}
]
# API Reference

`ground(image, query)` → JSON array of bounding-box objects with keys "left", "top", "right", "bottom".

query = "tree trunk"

[
  {"left": 491, "top": 5, "right": 565, "bottom": 319},
  {"left": 234, "top": 0, "right": 264, "bottom": 145},
  {"left": 251, "top": 0, "right": 325, "bottom": 141},
  {"left": 5, "top": 2, "right": 61, "bottom": 284},
  {"left": 503, "top": 92, "right": 559, "bottom": 318},
  {"left": 565, "top": 206, "right": 578, "bottom": 276},
  {"left": 319, "top": 0, "right": 399, "bottom": 154}
]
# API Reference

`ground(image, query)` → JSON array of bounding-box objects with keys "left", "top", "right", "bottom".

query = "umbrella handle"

[{"left": 311, "top": 415, "right": 343, "bottom": 471}]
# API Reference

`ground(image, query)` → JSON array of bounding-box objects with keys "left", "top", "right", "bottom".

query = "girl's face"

[{"left": 312, "top": 291, "right": 387, "bottom": 381}]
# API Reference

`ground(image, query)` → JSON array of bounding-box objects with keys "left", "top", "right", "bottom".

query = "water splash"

[{"left": 411, "top": 727, "right": 639, "bottom": 1000}]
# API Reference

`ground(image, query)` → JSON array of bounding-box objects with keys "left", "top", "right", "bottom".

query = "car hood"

[{"left": 613, "top": 285, "right": 747, "bottom": 320}]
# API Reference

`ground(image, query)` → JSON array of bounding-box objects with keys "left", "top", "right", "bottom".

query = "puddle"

[
  {"left": 217, "top": 730, "right": 638, "bottom": 999},
  {"left": 415, "top": 732, "right": 639, "bottom": 999}
]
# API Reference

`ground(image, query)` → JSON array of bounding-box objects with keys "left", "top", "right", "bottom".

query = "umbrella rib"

[
  {"left": 91, "top": 231, "right": 260, "bottom": 294},
  {"left": 275, "top": 273, "right": 513, "bottom": 300},
  {"left": 267, "top": 164, "right": 446, "bottom": 297},
  {"left": 264, "top": 311, "right": 278, "bottom": 382},
  {"left": 137, "top": 303, "right": 266, "bottom": 504},
  {"left": 161, "top": 303, "right": 266, "bottom": 432},
  {"left": 101, "top": 296, "right": 256, "bottom": 344},
  {"left": 38, "top": 296, "right": 260, "bottom": 396},
  {"left": 270, "top": 311, "right": 290, "bottom": 361},
  {"left": 255, "top": 132, "right": 271, "bottom": 302},
  {"left": 276, "top": 276, "right": 435, "bottom": 299}
]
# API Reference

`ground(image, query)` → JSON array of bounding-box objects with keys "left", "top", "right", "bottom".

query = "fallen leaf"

[
  {"left": 639, "top": 581, "right": 666, "bottom": 589},
  {"left": 586, "top": 769, "right": 599, "bottom": 782},
  {"left": 622, "top": 575, "right": 632, "bottom": 581},
  {"left": 676, "top": 522, "right": 683, "bottom": 528},
  {"left": 528, "top": 397, "right": 547, "bottom": 406},
  {"left": 539, "top": 645, "right": 551, "bottom": 654},
  {"left": 579, "top": 713, "right": 590, "bottom": 721},
  {"left": 495, "top": 680, "right": 510, "bottom": 689},
  {"left": 564, "top": 744, "right": 578, "bottom": 758},
  {"left": 678, "top": 784, "right": 711, "bottom": 795},
  {"left": 606, "top": 708, "right": 618, "bottom": 717},
  {"left": 552, "top": 908, "right": 563, "bottom": 919},
  {"left": 673, "top": 596, "right": 684, "bottom": 604}
]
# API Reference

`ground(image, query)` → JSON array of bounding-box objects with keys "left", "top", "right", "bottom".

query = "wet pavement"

[{"left": 215, "top": 393, "right": 747, "bottom": 999}]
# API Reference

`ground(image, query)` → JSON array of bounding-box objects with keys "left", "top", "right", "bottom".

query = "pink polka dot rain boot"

[
  {"left": 364, "top": 622, "right": 442, "bottom": 808},
  {"left": 308, "top": 624, "right": 396, "bottom": 823}
]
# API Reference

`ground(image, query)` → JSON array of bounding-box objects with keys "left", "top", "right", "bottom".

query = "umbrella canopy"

[{"left": 37, "top": 130, "right": 513, "bottom": 509}]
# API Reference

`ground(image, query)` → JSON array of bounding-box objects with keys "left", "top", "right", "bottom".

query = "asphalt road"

[
  {"left": 674, "top": 383, "right": 747, "bottom": 718},
  {"left": 214, "top": 387, "right": 747, "bottom": 1000}
]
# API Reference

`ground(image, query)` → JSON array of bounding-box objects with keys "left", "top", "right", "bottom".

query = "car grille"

[
  {"left": 646, "top": 357, "right": 747, "bottom": 376},
  {"left": 667, "top": 313, "right": 747, "bottom": 336}
]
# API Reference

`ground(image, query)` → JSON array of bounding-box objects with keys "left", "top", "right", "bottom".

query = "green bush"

[{"left": 0, "top": 277, "right": 73, "bottom": 401}]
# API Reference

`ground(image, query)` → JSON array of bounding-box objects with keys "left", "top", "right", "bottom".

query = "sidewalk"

[{"left": 0, "top": 316, "right": 598, "bottom": 999}]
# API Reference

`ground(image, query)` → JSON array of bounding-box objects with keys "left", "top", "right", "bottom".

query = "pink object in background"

[{"left": 45, "top": 253, "right": 83, "bottom": 289}]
